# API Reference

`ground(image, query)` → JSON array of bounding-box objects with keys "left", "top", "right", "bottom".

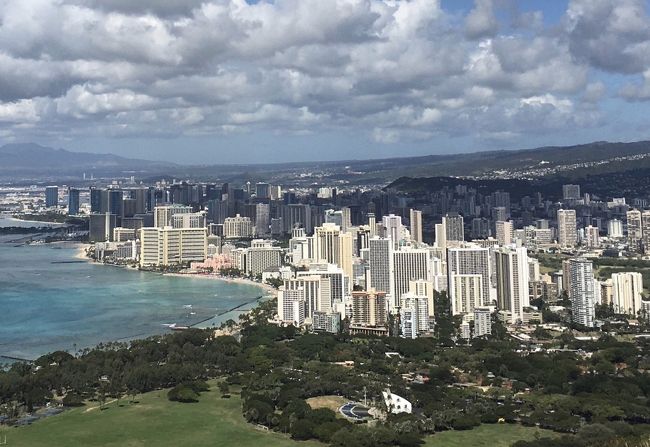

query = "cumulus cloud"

[
  {"left": 465, "top": 0, "right": 499, "bottom": 39},
  {"left": 565, "top": 0, "right": 650, "bottom": 74},
  {"left": 0, "top": 0, "right": 647, "bottom": 156}
]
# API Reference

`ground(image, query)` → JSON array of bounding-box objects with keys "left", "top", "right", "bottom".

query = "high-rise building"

[
  {"left": 569, "top": 258, "right": 596, "bottom": 328},
  {"left": 473, "top": 307, "right": 492, "bottom": 337},
  {"left": 90, "top": 187, "right": 105, "bottom": 213},
  {"left": 351, "top": 289, "right": 387, "bottom": 327},
  {"left": 139, "top": 227, "right": 207, "bottom": 267},
  {"left": 280, "top": 275, "right": 329, "bottom": 319},
  {"left": 312, "top": 311, "right": 341, "bottom": 333},
  {"left": 89, "top": 212, "right": 117, "bottom": 242},
  {"left": 382, "top": 214, "right": 403, "bottom": 250},
  {"left": 255, "top": 203, "right": 271, "bottom": 236},
  {"left": 562, "top": 184, "right": 581, "bottom": 200},
  {"left": 557, "top": 209, "right": 577, "bottom": 248},
  {"left": 584, "top": 225, "right": 600, "bottom": 248},
  {"left": 392, "top": 248, "right": 430, "bottom": 309},
  {"left": 245, "top": 240, "right": 283, "bottom": 276},
  {"left": 642, "top": 211, "right": 650, "bottom": 255},
  {"left": 495, "top": 221, "right": 513, "bottom": 247},
  {"left": 154, "top": 205, "right": 194, "bottom": 228},
  {"left": 450, "top": 274, "right": 483, "bottom": 315},
  {"left": 443, "top": 213, "right": 464, "bottom": 242},
  {"left": 627, "top": 209, "right": 642, "bottom": 252},
  {"left": 45, "top": 186, "right": 58, "bottom": 208},
  {"left": 435, "top": 222, "right": 447, "bottom": 249},
  {"left": 409, "top": 279, "right": 436, "bottom": 320},
  {"left": 312, "top": 223, "right": 353, "bottom": 280},
  {"left": 172, "top": 212, "right": 206, "bottom": 229},
  {"left": 278, "top": 288, "right": 306, "bottom": 326},
  {"left": 297, "top": 264, "right": 345, "bottom": 309},
  {"left": 255, "top": 182, "right": 270, "bottom": 199},
  {"left": 611, "top": 272, "right": 643, "bottom": 316},
  {"left": 447, "top": 245, "right": 491, "bottom": 315},
  {"left": 67, "top": 187, "right": 80, "bottom": 215},
  {"left": 409, "top": 209, "right": 423, "bottom": 245},
  {"left": 369, "top": 237, "right": 392, "bottom": 296},
  {"left": 607, "top": 219, "right": 623, "bottom": 238},
  {"left": 108, "top": 189, "right": 124, "bottom": 218},
  {"left": 491, "top": 206, "right": 507, "bottom": 223},
  {"left": 223, "top": 214, "right": 253, "bottom": 238},
  {"left": 368, "top": 213, "right": 377, "bottom": 237},
  {"left": 494, "top": 246, "right": 530, "bottom": 324},
  {"left": 400, "top": 294, "right": 429, "bottom": 339}
]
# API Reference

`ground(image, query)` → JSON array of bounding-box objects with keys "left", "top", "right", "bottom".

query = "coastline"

[
  {"left": 72, "top": 242, "right": 275, "bottom": 296},
  {"left": 163, "top": 272, "right": 277, "bottom": 296},
  {"left": 68, "top": 242, "right": 275, "bottom": 330},
  {"left": 74, "top": 243, "right": 92, "bottom": 260}
]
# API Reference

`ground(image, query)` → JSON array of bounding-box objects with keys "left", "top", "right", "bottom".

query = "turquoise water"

[{"left": 0, "top": 239, "right": 265, "bottom": 361}]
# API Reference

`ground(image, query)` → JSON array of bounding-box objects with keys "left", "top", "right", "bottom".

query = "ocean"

[{"left": 0, "top": 239, "right": 266, "bottom": 362}]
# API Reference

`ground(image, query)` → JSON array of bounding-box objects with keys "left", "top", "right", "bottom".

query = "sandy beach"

[
  {"left": 163, "top": 272, "right": 277, "bottom": 296},
  {"left": 73, "top": 243, "right": 93, "bottom": 261}
]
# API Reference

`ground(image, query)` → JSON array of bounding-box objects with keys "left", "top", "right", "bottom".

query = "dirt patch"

[{"left": 306, "top": 395, "right": 348, "bottom": 412}]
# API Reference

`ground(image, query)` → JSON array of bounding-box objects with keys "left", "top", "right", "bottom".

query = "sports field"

[
  {"left": 0, "top": 382, "right": 321, "bottom": 447},
  {"left": 424, "top": 423, "right": 560, "bottom": 447}
]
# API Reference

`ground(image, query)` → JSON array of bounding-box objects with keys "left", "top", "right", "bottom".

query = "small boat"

[
  {"left": 182, "top": 304, "right": 193, "bottom": 309},
  {"left": 165, "top": 323, "right": 189, "bottom": 331}
]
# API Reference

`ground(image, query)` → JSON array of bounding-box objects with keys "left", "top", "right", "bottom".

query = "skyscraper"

[
  {"left": 562, "top": 184, "right": 581, "bottom": 201},
  {"left": 45, "top": 186, "right": 58, "bottom": 208},
  {"left": 392, "top": 248, "right": 430, "bottom": 308},
  {"left": 557, "top": 209, "right": 577, "bottom": 248},
  {"left": 495, "top": 220, "right": 513, "bottom": 247},
  {"left": 255, "top": 203, "right": 271, "bottom": 236},
  {"left": 585, "top": 225, "right": 600, "bottom": 248},
  {"left": 642, "top": 211, "right": 650, "bottom": 255},
  {"left": 409, "top": 209, "right": 423, "bottom": 244},
  {"left": 495, "top": 246, "right": 530, "bottom": 324},
  {"left": 443, "top": 213, "right": 464, "bottom": 242},
  {"left": 107, "top": 189, "right": 124, "bottom": 219},
  {"left": 607, "top": 219, "right": 623, "bottom": 239},
  {"left": 447, "top": 245, "right": 492, "bottom": 315},
  {"left": 351, "top": 289, "right": 387, "bottom": 327},
  {"left": 627, "top": 209, "right": 642, "bottom": 252},
  {"left": 369, "top": 237, "right": 393, "bottom": 296},
  {"left": 569, "top": 258, "right": 596, "bottom": 328},
  {"left": 67, "top": 187, "right": 80, "bottom": 215},
  {"left": 400, "top": 295, "right": 429, "bottom": 339},
  {"left": 312, "top": 223, "right": 353, "bottom": 280},
  {"left": 382, "top": 214, "right": 403, "bottom": 250},
  {"left": 154, "top": 205, "right": 194, "bottom": 228},
  {"left": 611, "top": 272, "right": 643, "bottom": 316},
  {"left": 473, "top": 307, "right": 492, "bottom": 337}
]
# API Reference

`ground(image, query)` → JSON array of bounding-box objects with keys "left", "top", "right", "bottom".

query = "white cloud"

[{"left": 0, "top": 0, "right": 647, "bottom": 151}]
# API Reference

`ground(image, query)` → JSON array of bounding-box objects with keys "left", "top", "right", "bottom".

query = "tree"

[{"left": 218, "top": 381, "right": 230, "bottom": 397}]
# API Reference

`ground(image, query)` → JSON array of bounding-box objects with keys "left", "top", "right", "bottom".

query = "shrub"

[{"left": 168, "top": 384, "right": 200, "bottom": 403}]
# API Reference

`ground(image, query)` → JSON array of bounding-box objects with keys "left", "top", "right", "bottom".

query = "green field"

[
  {"left": 424, "top": 423, "right": 560, "bottom": 447},
  {"left": 0, "top": 382, "right": 321, "bottom": 447},
  {"left": 0, "top": 384, "right": 562, "bottom": 447}
]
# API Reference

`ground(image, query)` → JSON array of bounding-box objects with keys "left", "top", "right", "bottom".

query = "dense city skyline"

[{"left": 2, "top": 0, "right": 650, "bottom": 163}]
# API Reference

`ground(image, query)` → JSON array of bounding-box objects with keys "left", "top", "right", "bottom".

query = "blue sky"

[{"left": 1, "top": 0, "right": 650, "bottom": 164}]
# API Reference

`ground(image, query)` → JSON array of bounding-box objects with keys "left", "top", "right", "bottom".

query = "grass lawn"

[
  {"left": 424, "top": 423, "right": 560, "bottom": 447},
  {"left": 0, "top": 381, "right": 322, "bottom": 447}
]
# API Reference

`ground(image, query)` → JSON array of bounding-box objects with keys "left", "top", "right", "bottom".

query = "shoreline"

[
  {"left": 163, "top": 272, "right": 277, "bottom": 296},
  {"left": 73, "top": 242, "right": 276, "bottom": 297}
]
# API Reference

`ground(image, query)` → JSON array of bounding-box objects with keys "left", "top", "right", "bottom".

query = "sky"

[{"left": 1, "top": 0, "right": 650, "bottom": 164}]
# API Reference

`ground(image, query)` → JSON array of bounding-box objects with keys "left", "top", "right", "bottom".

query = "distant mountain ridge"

[
  {"left": 0, "top": 143, "right": 175, "bottom": 179},
  {"left": 3, "top": 139, "right": 650, "bottom": 183},
  {"left": 0, "top": 143, "right": 173, "bottom": 168}
]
